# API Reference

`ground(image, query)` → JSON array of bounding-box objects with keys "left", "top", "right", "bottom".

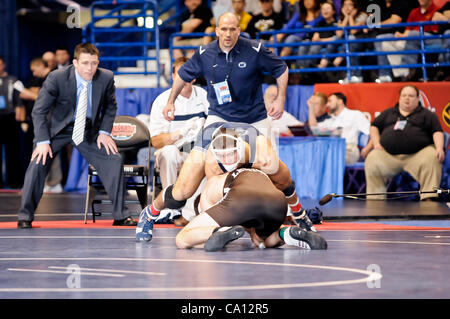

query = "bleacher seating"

[
  {"left": 74, "top": 1, "right": 450, "bottom": 199},
  {"left": 77, "top": 0, "right": 449, "bottom": 84}
]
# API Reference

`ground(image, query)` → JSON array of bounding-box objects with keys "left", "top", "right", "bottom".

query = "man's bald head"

[
  {"left": 216, "top": 12, "right": 241, "bottom": 52},
  {"left": 217, "top": 12, "right": 240, "bottom": 28},
  {"left": 42, "top": 51, "right": 57, "bottom": 70}
]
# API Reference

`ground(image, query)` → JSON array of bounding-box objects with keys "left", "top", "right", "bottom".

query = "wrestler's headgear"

[{"left": 211, "top": 125, "right": 246, "bottom": 172}]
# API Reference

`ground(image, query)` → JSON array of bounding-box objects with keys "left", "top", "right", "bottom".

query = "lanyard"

[{"left": 210, "top": 51, "right": 235, "bottom": 85}]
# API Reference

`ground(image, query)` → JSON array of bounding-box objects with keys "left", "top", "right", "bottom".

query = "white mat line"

[
  {"left": 48, "top": 266, "right": 166, "bottom": 276},
  {"left": 7, "top": 268, "right": 124, "bottom": 277}
]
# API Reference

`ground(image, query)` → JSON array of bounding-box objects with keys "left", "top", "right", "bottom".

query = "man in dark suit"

[{"left": 17, "top": 43, "right": 137, "bottom": 228}]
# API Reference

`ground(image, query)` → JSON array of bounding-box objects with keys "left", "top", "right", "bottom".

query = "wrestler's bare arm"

[
  {"left": 204, "top": 149, "right": 223, "bottom": 178},
  {"left": 153, "top": 149, "right": 206, "bottom": 210},
  {"left": 253, "top": 135, "right": 280, "bottom": 175},
  {"left": 253, "top": 136, "right": 293, "bottom": 192},
  {"left": 199, "top": 173, "right": 228, "bottom": 212}
]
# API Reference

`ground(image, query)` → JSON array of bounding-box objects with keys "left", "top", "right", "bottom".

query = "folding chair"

[{"left": 83, "top": 115, "right": 151, "bottom": 223}]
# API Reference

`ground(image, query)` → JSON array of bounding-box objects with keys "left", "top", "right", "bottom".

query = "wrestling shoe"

[
  {"left": 204, "top": 226, "right": 246, "bottom": 252},
  {"left": 305, "top": 206, "right": 324, "bottom": 224},
  {"left": 136, "top": 205, "right": 157, "bottom": 242},
  {"left": 292, "top": 208, "right": 317, "bottom": 232},
  {"left": 288, "top": 226, "right": 328, "bottom": 250}
]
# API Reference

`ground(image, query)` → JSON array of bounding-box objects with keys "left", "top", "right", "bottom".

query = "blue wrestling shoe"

[
  {"left": 305, "top": 207, "right": 324, "bottom": 224},
  {"left": 136, "top": 205, "right": 156, "bottom": 242}
]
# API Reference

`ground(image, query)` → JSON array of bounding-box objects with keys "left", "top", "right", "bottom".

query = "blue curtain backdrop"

[
  {"left": 114, "top": 85, "right": 314, "bottom": 121},
  {"left": 278, "top": 137, "right": 346, "bottom": 199},
  {"left": 262, "top": 84, "right": 314, "bottom": 123}
]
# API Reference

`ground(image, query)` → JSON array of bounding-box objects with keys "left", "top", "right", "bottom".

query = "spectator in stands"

[
  {"left": 148, "top": 57, "right": 209, "bottom": 225},
  {"left": 333, "top": 0, "right": 369, "bottom": 83},
  {"left": 0, "top": 56, "right": 26, "bottom": 189},
  {"left": 393, "top": 0, "right": 441, "bottom": 81},
  {"left": 246, "top": 0, "right": 285, "bottom": 40},
  {"left": 42, "top": 51, "right": 57, "bottom": 71},
  {"left": 297, "top": 0, "right": 339, "bottom": 70},
  {"left": 276, "top": 0, "right": 322, "bottom": 58},
  {"left": 246, "top": 0, "right": 282, "bottom": 15},
  {"left": 264, "top": 85, "right": 303, "bottom": 136},
  {"left": 280, "top": 0, "right": 300, "bottom": 22},
  {"left": 172, "top": 0, "right": 215, "bottom": 60},
  {"left": 372, "top": 0, "right": 413, "bottom": 83},
  {"left": 233, "top": 0, "right": 253, "bottom": 33},
  {"left": 55, "top": 46, "right": 71, "bottom": 69},
  {"left": 19, "top": 58, "right": 50, "bottom": 103},
  {"left": 433, "top": 0, "right": 450, "bottom": 77},
  {"left": 364, "top": 85, "right": 444, "bottom": 201},
  {"left": 306, "top": 91, "right": 330, "bottom": 125},
  {"left": 308, "top": 92, "right": 370, "bottom": 164}
]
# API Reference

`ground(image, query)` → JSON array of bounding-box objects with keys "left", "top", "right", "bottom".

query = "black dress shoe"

[
  {"left": 17, "top": 220, "right": 32, "bottom": 229},
  {"left": 112, "top": 217, "right": 137, "bottom": 226}
]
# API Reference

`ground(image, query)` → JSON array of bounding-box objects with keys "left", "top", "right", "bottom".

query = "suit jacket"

[{"left": 31, "top": 65, "right": 117, "bottom": 144}]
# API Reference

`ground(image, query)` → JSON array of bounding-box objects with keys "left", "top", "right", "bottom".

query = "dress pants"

[
  {"left": 364, "top": 145, "right": 442, "bottom": 200},
  {"left": 18, "top": 123, "right": 128, "bottom": 221}
]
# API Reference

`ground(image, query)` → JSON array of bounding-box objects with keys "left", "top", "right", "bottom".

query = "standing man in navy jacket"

[
  {"left": 164, "top": 12, "right": 289, "bottom": 136},
  {"left": 18, "top": 43, "right": 137, "bottom": 228}
]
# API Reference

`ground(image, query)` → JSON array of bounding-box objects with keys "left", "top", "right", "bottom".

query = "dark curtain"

[{"left": 0, "top": 0, "right": 20, "bottom": 77}]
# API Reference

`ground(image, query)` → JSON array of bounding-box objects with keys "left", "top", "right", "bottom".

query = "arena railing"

[
  {"left": 258, "top": 20, "right": 449, "bottom": 82},
  {"left": 82, "top": 0, "right": 161, "bottom": 85},
  {"left": 168, "top": 21, "right": 449, "bottom": 83}
]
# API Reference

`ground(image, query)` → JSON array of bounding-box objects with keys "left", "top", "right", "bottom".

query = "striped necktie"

[{"left": 72, "top": 82, "right": 88, "bottom": 145}]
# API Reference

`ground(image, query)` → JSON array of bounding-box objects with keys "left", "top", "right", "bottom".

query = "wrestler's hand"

[
  {"left": 254, "top": 155, "right": 280, "bottom": 175},
  {"left": 31, "top": 143, "right": 53, "bottom": 166},
  {"left": 163, "top": 102, "right": 175, "bottom": 121},
  {"left": 97, "top": 133, "right": 118, "bottom": 155},
  {"left": 267, "top": 98, "right": 284, "bottom": 120}
]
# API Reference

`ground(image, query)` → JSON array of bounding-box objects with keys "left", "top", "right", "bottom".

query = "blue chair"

[{"left": 344, "top": 132, "right": 369, "bottom": 194}]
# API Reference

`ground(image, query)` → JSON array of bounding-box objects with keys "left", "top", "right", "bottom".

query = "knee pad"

[
  {"left": 282, "top": 180, "right": 296, "bottom": 197},
  {"left": 163, "top": 185, "right": 187, "bottom": 209}
]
